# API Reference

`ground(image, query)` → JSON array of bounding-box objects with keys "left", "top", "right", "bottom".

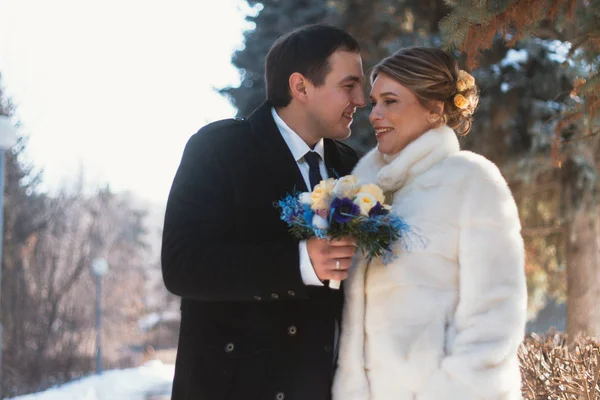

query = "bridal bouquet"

[{"left": 276, "top": 175, "right": 411, "bottom": 271}]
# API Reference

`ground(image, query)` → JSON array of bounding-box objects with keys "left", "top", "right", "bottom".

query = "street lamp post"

[
  {"left": 0, "top": 116, "right": 17, "bottom": 382},
  {"left": 91, "top": 257, "right": 109, "bottom": 375}
]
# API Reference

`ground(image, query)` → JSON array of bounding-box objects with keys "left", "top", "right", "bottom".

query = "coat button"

[
  {"left": 275, "top": 393, "right": 285, "bottom": 400},
  {"left": 225, "top": 343, "right": 235, "bottom": 353},
  {"left": 253, "top": 295, "right": 261, "bottom": 300},
  {"left": 287, "top": 290, "right": 295, "bottom": 296},
  {"left": 287, "top": 325, "right": 297, "bottom": 336},
  {"left": 324, "top": 344, "right": 332, "bottom": 352},
  {"left": 271, "top": 293, "right": 279, "bottom": 299}
]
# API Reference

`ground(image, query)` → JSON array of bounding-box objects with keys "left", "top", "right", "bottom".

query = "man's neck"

[{"left": 275, "top": 104, "right": 321, "bottom": 149}]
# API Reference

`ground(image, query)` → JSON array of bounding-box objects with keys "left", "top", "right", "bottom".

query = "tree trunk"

[
  {"left": 563, "top": 155, "right": 600, "bottom": 341},
  {"left": 566, "top": 206, "right": 600, "bottom": 339}
]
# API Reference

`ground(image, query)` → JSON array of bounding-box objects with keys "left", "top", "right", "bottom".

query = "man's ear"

[{"left": 289, "top": 72, "right": 312, "bottom": 103}]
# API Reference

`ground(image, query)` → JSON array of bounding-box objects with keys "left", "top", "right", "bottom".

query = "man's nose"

[{"left": 353, "top": 89, "right": 367, "bottom": 108}]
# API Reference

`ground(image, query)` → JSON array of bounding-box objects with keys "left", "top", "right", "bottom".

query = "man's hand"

[{"left": 306, "top": 237, "right": 358, "bottom": 282}]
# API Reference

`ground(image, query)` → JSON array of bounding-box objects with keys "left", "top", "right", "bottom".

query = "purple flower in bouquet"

[
  {"left": 330, "top": 197, "right": 360, "bottom": 224},
  {"left": 368, "top": 202, "right": 389, "bottom": 217}
]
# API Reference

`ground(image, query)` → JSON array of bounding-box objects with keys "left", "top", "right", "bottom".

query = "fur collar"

[{"left": 353, "top": 125, "right": 460, "bottom": 193}]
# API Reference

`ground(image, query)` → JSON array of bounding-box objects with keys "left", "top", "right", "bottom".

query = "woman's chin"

[{"left": 377, "top": 142, "right": 393, "bottom": 156}]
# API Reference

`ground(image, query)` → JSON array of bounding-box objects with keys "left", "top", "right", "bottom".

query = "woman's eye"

[{"left": 384, "top": 99, "right": 396, "bottom": 105}]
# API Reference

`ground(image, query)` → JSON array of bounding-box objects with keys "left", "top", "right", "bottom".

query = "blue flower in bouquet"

[
  {"left": 303, "top": 204, "right": 315, "bottom": 225},
  {"left": 330, "top": 197, "right": 360, "bottom": 224},
  {"left": 277, "top": 193, "right": 304, "bottom": 224}
]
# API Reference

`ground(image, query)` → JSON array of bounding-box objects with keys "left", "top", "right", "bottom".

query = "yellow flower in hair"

[
  {"left": 457, "top": 70, "right": 475, "bottom": 90},
  {"left": 454, "top": 94, "right": 469, "bottom": 109}
]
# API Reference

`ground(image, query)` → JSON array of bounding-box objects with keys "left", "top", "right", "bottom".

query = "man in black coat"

[{"left": 161, "top": 24, "right": 366, "bottom": 400}]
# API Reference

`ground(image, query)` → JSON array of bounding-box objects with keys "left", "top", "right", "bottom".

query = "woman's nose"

[{"left": 370, "top": 106, "right": 382, "bottom": 124}]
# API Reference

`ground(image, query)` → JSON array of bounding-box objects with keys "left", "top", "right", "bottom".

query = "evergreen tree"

[
  {"left": 220, "top": 0, "right": 334, "bottom": 117},
  {"left": 442, "top": 0, "right": 600, "bottom": 340}
]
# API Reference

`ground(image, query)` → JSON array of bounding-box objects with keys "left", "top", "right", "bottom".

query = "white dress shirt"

[{"left": 271, "top": 107, "right": 326, "bottom": 287}]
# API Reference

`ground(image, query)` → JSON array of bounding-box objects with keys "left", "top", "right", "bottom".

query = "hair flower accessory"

[
  {"left": 457, "top": 70, "right": 475, "bottom": 91},
  {"left": 453, "top": 94, "right": 469, "bottom": 109}
]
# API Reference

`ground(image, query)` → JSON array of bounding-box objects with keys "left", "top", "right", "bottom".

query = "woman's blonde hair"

[{"left": 371, "top": 47, "right": 479, "bottom": 136}]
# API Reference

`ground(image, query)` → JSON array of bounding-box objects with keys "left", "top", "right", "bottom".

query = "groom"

[{"left": 161, "top": 24, "right": 366, "bottom": 400}]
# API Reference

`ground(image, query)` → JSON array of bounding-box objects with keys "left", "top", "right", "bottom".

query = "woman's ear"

[{"left": 430, "top": 99, "right": 444, "bottom": 116}]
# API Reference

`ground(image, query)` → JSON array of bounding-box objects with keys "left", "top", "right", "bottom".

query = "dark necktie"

[{"left": 304, "top": 151, "right": 323, "bottom": 190}]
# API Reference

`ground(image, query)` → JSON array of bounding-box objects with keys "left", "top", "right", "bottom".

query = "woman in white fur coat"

[{"left": 332, "top": 47, "right": 528, "bottom": 400}]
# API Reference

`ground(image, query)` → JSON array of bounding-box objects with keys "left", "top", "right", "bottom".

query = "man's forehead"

[{"left": 328, "top": 51, "right": 364, "bottom": 79}]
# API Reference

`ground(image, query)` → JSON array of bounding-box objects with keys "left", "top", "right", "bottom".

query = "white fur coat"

[{"left": 332, "top": 126, "right": 527, "bottom": 400}]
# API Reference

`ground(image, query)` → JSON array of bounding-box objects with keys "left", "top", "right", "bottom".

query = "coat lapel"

[
  {"left": 247, "top": 101, "right": 308, "bottom": 193},
  {"left": 324, "top": 139, "right": 343, "bottom": 179},
  {"left": 247, "top": 101, "right": 354, "bottom": 192}
]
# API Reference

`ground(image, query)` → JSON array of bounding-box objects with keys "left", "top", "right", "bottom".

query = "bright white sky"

[{"left": 0, "top": 0, "right": 256, "bottom": 205}]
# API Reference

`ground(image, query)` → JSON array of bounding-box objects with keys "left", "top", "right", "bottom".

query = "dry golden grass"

[{"left": 520, "top": 330, "right": 600, "bottom": 399}]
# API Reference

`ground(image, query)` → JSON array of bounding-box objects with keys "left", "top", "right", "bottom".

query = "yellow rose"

[
  {"left": 457, "top": 70, "right": 475, "bottom": 89},
  {"left": 354, "top": 193, "right": 377, "bottom": 216},
  {"left": 358, "top": 183, "right": 385, "bottom": 205},
  {"left": 318, "top": 178, "right": 336, "bottom": 195},
  {"left": 310, "top": 184, "right": 332, "bottom": 211},
  {"left": 454, "top": 94, "right": 469, "bottom": 110},
  {"left": 465, "top": 75, "right": 475, "bottom": 89},
  {"left": 456, "top": 79, "right": 467, "bottom": 92},
  {"left": 332, "top": 175, "right": 359, "bottom": 199}
]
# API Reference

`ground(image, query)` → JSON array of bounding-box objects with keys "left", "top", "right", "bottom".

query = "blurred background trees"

[{"left": 0, "top": 80, "right": 157, "bottom": 397}]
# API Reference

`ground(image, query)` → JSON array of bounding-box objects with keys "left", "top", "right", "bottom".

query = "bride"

[{"left": 332, "top": 47, "right": 527, "bottom": 400}]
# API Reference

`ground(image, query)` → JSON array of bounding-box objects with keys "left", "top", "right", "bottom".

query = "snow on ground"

[{"left": 10, "top": 361, "right": 174, "bottom": 400}]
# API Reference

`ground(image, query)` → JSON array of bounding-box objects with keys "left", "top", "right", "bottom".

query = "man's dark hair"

[{"left": 265, "top": 24, "right": 360, "bottom": 108}]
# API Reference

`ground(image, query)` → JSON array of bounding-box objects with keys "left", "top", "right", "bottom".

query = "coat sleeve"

[
  {"left": 418, "top": 159, "right": 527, "bottom": 400},
  {"left": 332, "top": 255, "right": 370, "bottom": 400},
  {"left": 161, "top": 126, "right": 306, "bottom": 302}
]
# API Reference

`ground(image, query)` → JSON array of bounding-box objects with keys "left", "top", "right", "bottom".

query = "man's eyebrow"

[{"left": 339, "top": 75, "right": 362, "bottom": 84}]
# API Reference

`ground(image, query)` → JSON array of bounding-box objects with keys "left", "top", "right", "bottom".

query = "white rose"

[
  {"left": 354, "top": 193, "right": 377, "bottom": 216},
  {"left": 299, "top": 192, "right": 313, "bottom": 206},
  {"left": 312, "top": 214, "right": 329, "bottom": 230},
  {"left": 357, "top": 183, "right": 385, "bottom": 205},
  {"left": 332, "top": 175, "right": 359, "bottom": 199}
]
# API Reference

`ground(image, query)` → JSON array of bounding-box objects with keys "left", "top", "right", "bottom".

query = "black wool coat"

[{"left": 161, "top": 101, "right": 359, "bottom": 400}]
